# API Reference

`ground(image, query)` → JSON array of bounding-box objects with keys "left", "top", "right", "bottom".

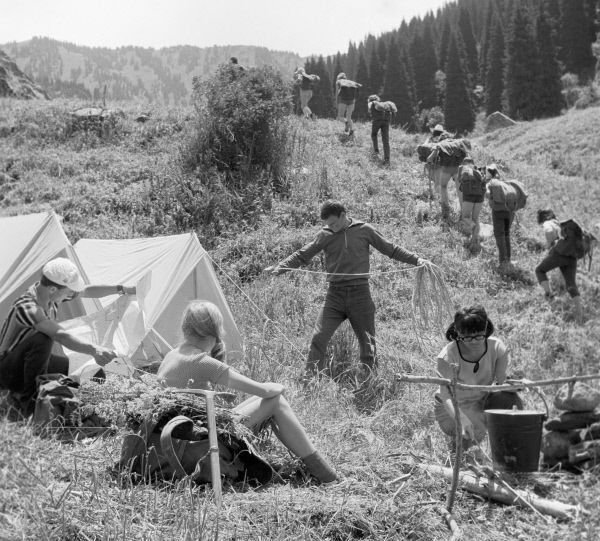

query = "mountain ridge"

[{"left": 1, "top": 37, "right": 304, "bottom": 104}]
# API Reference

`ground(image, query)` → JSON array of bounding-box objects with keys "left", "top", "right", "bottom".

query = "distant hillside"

[
  {"left": 0, "top": 48, "right": 48, "bottom": 99},
  {"left": 1, "top": 37, "right": 303, "bottom": 104}
]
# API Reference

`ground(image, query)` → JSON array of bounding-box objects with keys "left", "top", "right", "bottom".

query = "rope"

[
  {"left": 205, "top": 252, "right": 307, "bottom": 361},
  {"left": 278, "top": 264, "right": 425, "bottom": 277}
]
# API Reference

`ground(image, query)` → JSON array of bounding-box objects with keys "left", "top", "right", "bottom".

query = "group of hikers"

[
  {"left": 0, "top": 66, "right": 595, "bottom": 487},
  {"left": 294, "top": 68, "right": 395, "bottom": 166},
  {"left": 1, "top": 191, "right": 591, "bottom": 484}
]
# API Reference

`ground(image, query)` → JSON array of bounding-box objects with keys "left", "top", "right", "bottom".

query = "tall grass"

[{"left": 1, "top": 101, "right": 600, "bottom": 539}]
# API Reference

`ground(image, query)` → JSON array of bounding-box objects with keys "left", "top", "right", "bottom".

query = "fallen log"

[{"left": 417, "top": 463, "right": 579, "bottom": 520}]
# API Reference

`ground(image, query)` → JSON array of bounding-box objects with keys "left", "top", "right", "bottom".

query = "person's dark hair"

[
  {"left": 537, "top": 208, "right": 556, "bottom": 225},
  {"left": 229, "top": 57, "right": 238, "bottom": 64},
  {"left": 320, "top": 200, "right": 346, "bottom": 220},
  {"left": 40, "top": 274, "right": 66, "bottom": 289},
  {"left": 445, "top": 305, "right": 494, "bottom": 341}
]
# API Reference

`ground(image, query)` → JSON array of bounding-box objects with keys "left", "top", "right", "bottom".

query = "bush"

[{"left": 186, "top": 64, "right": 292, "bottom": 189}]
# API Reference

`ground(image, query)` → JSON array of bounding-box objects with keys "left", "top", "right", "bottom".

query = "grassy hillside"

[{"left": 1, "top": 100, "right": 599, "bottom": 540}]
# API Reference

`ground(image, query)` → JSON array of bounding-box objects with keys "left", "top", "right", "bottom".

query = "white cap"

[{"left": 42, "top": 258, "right": 85, "bottom": 292}]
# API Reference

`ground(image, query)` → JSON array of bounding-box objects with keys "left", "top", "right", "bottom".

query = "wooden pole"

[
  {"left": 170, "top": 388, "right": 236, "bottom": 508},
  {"left": 396, "top": 373, "right": 600, "bottom": 391},
  {"left": 418, "top": 464, "right": 579, "bottom": 520}
]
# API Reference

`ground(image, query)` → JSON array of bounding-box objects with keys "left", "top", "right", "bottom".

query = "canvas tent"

[
  {"left": 0, "top": 211, "right": 98, "bottom": 321},
  {"left": 74, "top": 233, "right": 243, "bottom": 365}
]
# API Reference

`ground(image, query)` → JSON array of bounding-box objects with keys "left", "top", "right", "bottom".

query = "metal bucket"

[{"left": 484, "top": 409, "right": 546, "bottom": 472}]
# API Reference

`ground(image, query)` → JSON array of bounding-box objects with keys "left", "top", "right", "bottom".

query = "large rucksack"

[
  {"left": 435, "top": 139, "right": 470, "bottom": 167},
  {"left": 338, "top": 79, "right": 361, "bottom": 101},
  {"left": 490, "top": 179, "right": 528, "bottom": 211},
  {"left": 553, "top": 219, "right": 598, "bottom": 269},
  {"left": 117, "top": 412, "right": 273, "bottom": 485},
  {"left": 417, "top": 142, "right": 436, "bottom": 163},
  {"left": 459, "top": 166, "right": 486, "bottom": 198}
]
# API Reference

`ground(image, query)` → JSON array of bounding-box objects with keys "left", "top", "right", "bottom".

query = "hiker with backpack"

[
  {"left": 294, "top": 67, "right": 320, "bottom": 120},
  {"left": 534, "top": 209, "right": 592, "bottom": 322},
  {"left": 336, "top": 73, "right": 361, "bottom": 136},
  {"left": 486, "top": 164, "right": 528, "bottom": 273},
  {"left": 264, "top": 200, "right": 431, "bottom": 382},
  {"left": 368, "top": 95, "right": 397, "bottom": 166},
  {"left": 434, "top": 305, "right": 522, "bottom": 448},
  {"left": 0, "top": 258, "right": 136, "bottom": 417},
  {"left": 457, "top": 156, "right": 487, "bottom": 251},
  {"left": 157, "top": 300, "right": 338, "bottom": 483},
  {"left": 426, "top": 124, "right": 452, "bottom": 144}
]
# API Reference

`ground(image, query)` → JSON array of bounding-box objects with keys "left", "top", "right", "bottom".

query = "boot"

[
  {"left": 301, "top": 451, "right": 338, "bottom": 483},
  {"left": 572, "top": 296, "right": 583, "bottom": 323},
  {"left": 540, "top": 280, "right": 553, "bottom": 299}
]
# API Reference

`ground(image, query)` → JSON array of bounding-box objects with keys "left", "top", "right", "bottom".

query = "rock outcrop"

[
  {"left": 485, "top": 111, "right": 517, "bottom": 133},
  {"left": 0, "top": 48, "right": 48, "bottom": 99}
]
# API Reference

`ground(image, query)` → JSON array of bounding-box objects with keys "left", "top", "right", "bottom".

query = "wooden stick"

[
  {"left": 169, "top": 388, "right": 232, "bottom": 508},
  {"left": 436, "top": 506, "right": 461, "bottom": 540},
  {"left": 418, "top": 464, "right": 579, "bottom": 520},
  {"left": 396, "top": 373, "right": 600, "bottom": 391},
  {"left": 447, "top": 369, "right": 462, "bottom": 514}
]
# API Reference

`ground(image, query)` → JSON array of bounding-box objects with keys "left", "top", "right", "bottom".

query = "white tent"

[
  {"left": 74, "top": 233, "right": 243, "bottom": 364},
  {"left": 0, "top": 211, "right": 97, "bottom": 321}
]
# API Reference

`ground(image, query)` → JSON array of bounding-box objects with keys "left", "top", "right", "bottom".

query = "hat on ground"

[
  {"left": 42, "top": 258, "right": 85, "bottom": 292},
  {"left": 368, "top": 94, "right": 380, "bottom": 102},
  {"left": 432, "top": 124, "right": 444, "bottom": 133}
]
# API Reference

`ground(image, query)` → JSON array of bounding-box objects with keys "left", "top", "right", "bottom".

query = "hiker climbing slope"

[
  {"left": 457, "top": 155, "right": 487, "bottom": 252},
  {"left": 335, "top": 73, "right": 361, "bottom": 136},
  {"left": 535, "top": 209, "right": 596, "bottom": 323},
  {"left": 368, "top": 94, "right": 397, "bottom": 166},
  {"left": 265, "top": 200, "right": 430, "bottom": 381},
  {"left": 486, "top": 164, "right": 528, "bottom": 274},
  {"left": 294, "top": 67, "right": 320, "bottom": 119}
]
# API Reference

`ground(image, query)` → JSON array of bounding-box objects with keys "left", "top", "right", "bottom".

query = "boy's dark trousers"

[{"left": 371, "top": 119, "right": 390, "bottom": 162}]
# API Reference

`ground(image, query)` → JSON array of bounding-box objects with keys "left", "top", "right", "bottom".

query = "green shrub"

[{"left": 186, "top": 63, "right": 293, "bottom": 190}]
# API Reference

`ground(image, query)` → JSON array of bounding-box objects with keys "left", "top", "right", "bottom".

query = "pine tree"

[
  {"left": 534, "top": 4, "right": 563, "bottom": 118},
  {"left": 383, "top": 39, "right": 415, "bottom": 129},
  {"left": 505, "top": 4, "right": 540, "bottom": 120},
  {"left": 354, "top": 51, "right": 370, "bottom": 120},
  {"left": 444, "top": 33, "right": 475, "bottom": 134},
  {"left": 310, "top": 56, "right": 335, "bottom": 118},
  {"left": 438, "top": 20, "right": 452, "bottom": 71},
  {"left": 410, "top": 22, "right": 438, "bottom": 110},
  {"left": 346, "top": 41, "right": 358, "bottom": 80},
  {"left": 485, "top": 15, "right": 505, "bottom": 115},
  {"left": 458, "top": 6, "right": 480, "bottom": 82},
  {"left": 479, "top": 1, "right": 496, "bottom": 84},
  {"left": 560, "top": 0, "right": 596, "bottom": 80},
  {"left": 369, "top": 47, "right": 385, "bottom": 96},
  {"left": 333, "top": 54, "right": 344, "bottom": 94}
]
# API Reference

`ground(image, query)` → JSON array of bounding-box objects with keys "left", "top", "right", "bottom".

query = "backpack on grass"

[
  {"left": 490, "top": 179, "right": 528, "bottom": 211},
  {"left": 117, "top": 412, "right": 273, "bottom": 485},
  {"left": 553, "top": 219, "right": 598, "bottom": 269}
]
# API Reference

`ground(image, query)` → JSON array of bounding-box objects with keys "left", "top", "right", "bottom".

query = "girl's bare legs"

[
  {"left": 234, "top": 395, "right": 315, "bottom": 457},
  {"left": 234, "top": 395, "right": 338, "bottom": 482}
]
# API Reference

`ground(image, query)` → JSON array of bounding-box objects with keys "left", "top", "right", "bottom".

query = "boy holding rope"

[{"left": 265, "top": 200, "right": 430, "bottom": 381}]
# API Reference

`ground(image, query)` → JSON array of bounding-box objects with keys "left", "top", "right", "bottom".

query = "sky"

[{"left": 1, "top": 0, "right": 451, "bottom": 58}]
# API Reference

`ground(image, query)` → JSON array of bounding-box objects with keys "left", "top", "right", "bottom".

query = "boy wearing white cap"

[{"left": 0, "top": 257, "right": 135, "bottom": 416}]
